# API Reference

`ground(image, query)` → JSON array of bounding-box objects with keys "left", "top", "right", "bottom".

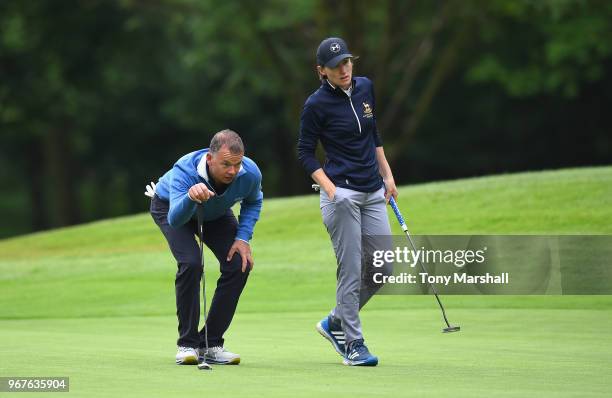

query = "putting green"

[
  {"left": 1, "top": 308, "right": 610, "bottom": 397},
  {"left": 1, "top": 166, "right": 611, "bottom": 397}
]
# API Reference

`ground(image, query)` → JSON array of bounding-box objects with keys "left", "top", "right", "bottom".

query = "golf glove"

[{"left": 144, "top": 181, "right": 157, "bottom": 198}]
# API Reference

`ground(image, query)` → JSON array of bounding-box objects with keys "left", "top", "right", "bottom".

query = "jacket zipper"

[
  {"left": 348, "top": 97, "right": 362, "bottom": 134},
  {"left": 329, "top": 80, "right": 362, "bottom": 134}
]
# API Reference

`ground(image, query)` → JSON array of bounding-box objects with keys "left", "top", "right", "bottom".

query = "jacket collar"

[{"left": 322, "top": 78, "right": 356, "bottom": 95}]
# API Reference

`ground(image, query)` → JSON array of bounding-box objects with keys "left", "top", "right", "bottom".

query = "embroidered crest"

[{"left": 362, "top": 102, "right": 373, "bottom": 118}]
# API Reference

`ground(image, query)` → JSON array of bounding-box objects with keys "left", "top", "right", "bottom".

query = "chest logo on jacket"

[{"left": 362, "top": 102, "right": 373, "bottom": 118}]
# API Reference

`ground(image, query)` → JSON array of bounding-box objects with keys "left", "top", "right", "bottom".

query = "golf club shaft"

[
  {"left": 196, "top": 206, "right": 209, "bottom": 353},
  {"left": 389, "top": 197, "right": 453, "bottom": 329}
]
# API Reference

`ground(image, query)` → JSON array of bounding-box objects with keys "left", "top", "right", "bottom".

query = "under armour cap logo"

[{"left": 330, "top": 43, "right": 341, "bottom": 53}]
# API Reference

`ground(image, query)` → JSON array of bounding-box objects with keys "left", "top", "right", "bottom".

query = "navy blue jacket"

[{"left": 297, "top": 76, "right": 383, "bottom": 193}]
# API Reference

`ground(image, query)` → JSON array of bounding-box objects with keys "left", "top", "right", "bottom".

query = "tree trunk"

[
  {"left": 387, "top": 22, "right": 472, "bottom": 162},
  {"left": 43, "top": 122, "right": 80, "bottom": 227},
  {"left": 26, "top": 141, "right": 49, "bottom": 231}
]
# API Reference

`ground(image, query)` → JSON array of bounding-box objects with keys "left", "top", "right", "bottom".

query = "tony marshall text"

[{"left": 373, "top": 272, "right": 509, "bottom": 285}]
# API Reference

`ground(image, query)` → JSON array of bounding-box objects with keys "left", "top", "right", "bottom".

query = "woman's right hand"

[
  {"left": 311, "top": 168, "right": 336, "bottom": 201},
  {"left": 324, "top": 183, "right": 336, "bottom": 201}
]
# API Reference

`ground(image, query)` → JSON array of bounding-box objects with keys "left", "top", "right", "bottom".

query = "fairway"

[{"left": 1, "top": 167, "right": 612, "bottom": 397}]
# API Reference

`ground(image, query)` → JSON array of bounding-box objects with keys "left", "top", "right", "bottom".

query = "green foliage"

[
  {"left": 1, "top": 0, "right": 611, "bottom": 237},
  {"left": 467, "top": 0, "right": 612, "bottom": 97}
]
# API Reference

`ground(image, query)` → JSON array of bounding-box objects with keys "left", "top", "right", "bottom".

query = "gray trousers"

[{"left": 321, "top": 186, "right": 392, "bottom": 344}]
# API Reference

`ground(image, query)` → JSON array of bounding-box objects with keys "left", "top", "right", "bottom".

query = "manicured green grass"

[
  {"left": 2, "top": 309, "right": 610, "bottom": 397},
  {"left": 1, "top": 166, "right": 611, "bottom": 397}
]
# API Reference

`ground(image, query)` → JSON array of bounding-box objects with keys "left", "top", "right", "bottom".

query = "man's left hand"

[
  {"left": 227, "top": 240, "right": 254, "bottom": 273},
  {"left": 384, "top": 179, "right": 399, "bottom": 204}
]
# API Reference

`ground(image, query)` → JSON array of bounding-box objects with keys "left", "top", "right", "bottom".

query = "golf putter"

[
  {"left": 389, "top": 196, "right": 460, "bottom": 333},
  {"left": 196, "top": 205, "right": 213, "bottom": 370}
]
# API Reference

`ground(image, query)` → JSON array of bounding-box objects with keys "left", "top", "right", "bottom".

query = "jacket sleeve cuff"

[
  {"left": 168, "top": 193, "right": 197, "bottom": 228},
  {"left": 304, "top": 158, "right": 322, "bottom": 175},
  {"left": 235, "top": 230, "right": 252, "bottom": 242}
]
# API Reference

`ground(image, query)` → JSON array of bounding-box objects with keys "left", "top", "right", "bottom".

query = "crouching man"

[{"left": 146, "top": 129, "right": 263, "bottom": 365}]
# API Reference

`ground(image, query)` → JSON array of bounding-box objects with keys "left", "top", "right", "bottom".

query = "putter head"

[
  {"left": 197, "top": 361, "right": 213, "bottom": 371},
  {"left": 443, "top": 325, "right": 460, "bottom": 333}
]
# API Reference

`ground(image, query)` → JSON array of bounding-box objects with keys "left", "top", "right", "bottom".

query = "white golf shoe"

[
  {"left": 199, "top": 346, "right": 240, "bottom": 365},
  {"left": 175, "top": 346, "right": 198, "bottom": 365}
]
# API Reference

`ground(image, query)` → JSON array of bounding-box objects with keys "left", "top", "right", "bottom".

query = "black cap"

[{"left": 316, "top": 37, "right": 353, "bottom": 68}]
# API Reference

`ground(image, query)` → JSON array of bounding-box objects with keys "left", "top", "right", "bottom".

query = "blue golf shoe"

[
  {"left": 316, "top": 315, "right": 346, "bottom": 357},
  {"left": 343, "top": 339, "right": 378, "bottom": 366}
]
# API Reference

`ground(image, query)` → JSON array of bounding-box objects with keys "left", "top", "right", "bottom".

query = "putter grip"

[{"left": 389, "top": 197, "right": 406, "bottom": 227}]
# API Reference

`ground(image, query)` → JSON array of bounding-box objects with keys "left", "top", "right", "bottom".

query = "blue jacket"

[
  {"left": 297, "top": 76, "right": 383, "bottom": 193},
  {"left": 155, "top": 149, "right": 263, "bottom": 242}
]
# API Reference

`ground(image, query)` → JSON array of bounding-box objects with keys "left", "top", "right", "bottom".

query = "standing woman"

[{"left": 298, "top": 37, "right": 398, "bottom": 366}]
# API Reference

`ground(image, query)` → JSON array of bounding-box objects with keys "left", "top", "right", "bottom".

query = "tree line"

[{"left": 1, "top": 0, "right": 611, "bottom": 237}]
